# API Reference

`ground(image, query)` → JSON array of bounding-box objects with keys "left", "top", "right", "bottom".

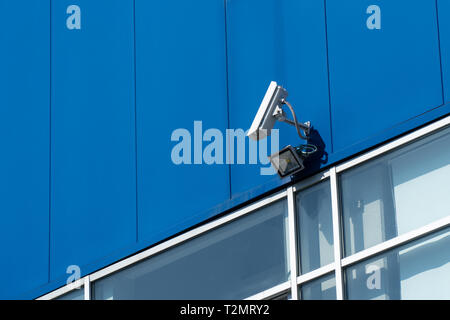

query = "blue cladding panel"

[
  {"left": 0, "top": 1, "right": 50, "bottom": 299},
  {"left": 50, "top": 0, "right": 136, "bottom": 281},
  {"left": 326, "top": 0, "right": 443, "bottom": 151},
  {"left": 438, "top": 0, "right": 450, "bottom": 103},
  {"left": 226, "top": 0, "right": 332, "bottom": 197},
  {"left": 3, "top": 0, "right": 450, "bottom": 300},
  {"left": 136, "top": 0, "right": 230, "bottom": 243}
]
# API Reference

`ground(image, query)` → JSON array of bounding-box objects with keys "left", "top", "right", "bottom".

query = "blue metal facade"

[{"left": 0, "top": 0, "right": 449, "bottom": 299}]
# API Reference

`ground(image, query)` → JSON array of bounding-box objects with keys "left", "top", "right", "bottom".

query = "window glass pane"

[
  {"left": 300, "top": 273, "right": 336, "bottom": 300},
  {"left": 340, "top": 127, "right": 450, "bottom": 256},
  {"left": 270, "top": 292, "right": 291, "bottom": 300},
  {"left": 296, "top": 180, "right": 334, "bottom": 274},
  {"left": 93, "top": 200, "right": 289, "bottom": 299},
  {"left": 55, "top": 288, "right": 84, "bottom": 300},
  {"left": 345, "top": 227, "right": 450, "bottom": 300}
]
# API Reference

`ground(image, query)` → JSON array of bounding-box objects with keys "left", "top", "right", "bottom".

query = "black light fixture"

[{"left": 269, "top": 144, "right": 317, "bottom": 178}]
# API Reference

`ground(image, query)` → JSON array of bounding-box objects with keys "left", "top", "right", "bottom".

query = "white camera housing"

[{"left": 247, "top": 81, "right": 288, "bottom": 141}]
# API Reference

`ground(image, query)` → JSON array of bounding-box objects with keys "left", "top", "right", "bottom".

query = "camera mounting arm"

[{"left": 273, "top": 99, "right": 311, "bottom": 140}]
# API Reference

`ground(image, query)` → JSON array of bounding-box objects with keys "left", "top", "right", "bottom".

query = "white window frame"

[{"left": 38, "top": 115, "right": 450, "bottom": 300}]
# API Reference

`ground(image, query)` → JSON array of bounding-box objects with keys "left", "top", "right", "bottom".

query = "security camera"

[
  {"left": 247, "top": 81, "right": 288, "bottom": 141},
  {"left": 247, "top": 81, "right": 311, "bottom": 141},
  {"left": 247, "top": 81, "right": 317, "bottom": 178}
]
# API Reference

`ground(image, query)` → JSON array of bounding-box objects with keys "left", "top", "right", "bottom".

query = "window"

[
  {"left": 93, "top": 200, "right": 289, "bottom": 300},
  {"left": 340, "top": 127, "right": 450, "bottom": 256},
  {"left": 345, "top": 227, "right": 450, "bottom": 300},
  {"left": 296, "top": 180, "right": 334, "bottom": 273},
  {"left": 54, "top": 288, "right": 84, "bottom": 300},
  {"left": 300, "top": 273, "right": 336, "bottom": 300}
]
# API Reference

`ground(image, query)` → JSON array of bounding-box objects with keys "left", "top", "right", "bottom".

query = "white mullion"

[
  {"left": 287, "top": 186, "right": 299, "bottom": 300},
  {"left": 84, "top": 275, "right": 90, "bottom": 300},
  {"left": 39, "top": 114, "right": 450, "bottom": 300},
  {"left": 330, "top": 167, "right": 344, "bottom": 300},
  {"left": 292, "top": 170, "right": 330, "bottom": 193}
]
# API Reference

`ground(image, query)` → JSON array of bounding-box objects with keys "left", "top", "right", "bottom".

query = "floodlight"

[
  {"left": 247, "top": 81, "right": 311, "bottom": 141},
  {"left": 269, "top": 144, "right": 318, "bottom": 178}
]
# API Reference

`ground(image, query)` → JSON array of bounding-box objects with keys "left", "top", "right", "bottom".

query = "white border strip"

[
  {"left": 342, "top": 215, "right": 450, "bottom": 267},
  {"left": 336, "top": 116, "right": 450, "bottom": 173},
  {"left": 38, "top": 276, "right": 86, "bottom": 300}
]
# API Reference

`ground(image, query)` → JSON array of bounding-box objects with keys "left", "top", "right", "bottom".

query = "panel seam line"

[
  {"left": 323, "top": 0, "right": 334, "bottom": 154},
  {"left": 435, "top": 0, "right": 446, "bottom": 104},
  {"left": 223, "top": 0, "right": 232, "bottom": 199},
  {"left": 133, "top": 0, "right": 139, "bottom": 243}
]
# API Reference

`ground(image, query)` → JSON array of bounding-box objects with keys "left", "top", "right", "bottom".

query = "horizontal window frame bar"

[
  {"left": 341, "top": 215, "right": 450, "bottom": 268},
  {"left": 296, "top": 263, "right": 335, "bottom": 286}
]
